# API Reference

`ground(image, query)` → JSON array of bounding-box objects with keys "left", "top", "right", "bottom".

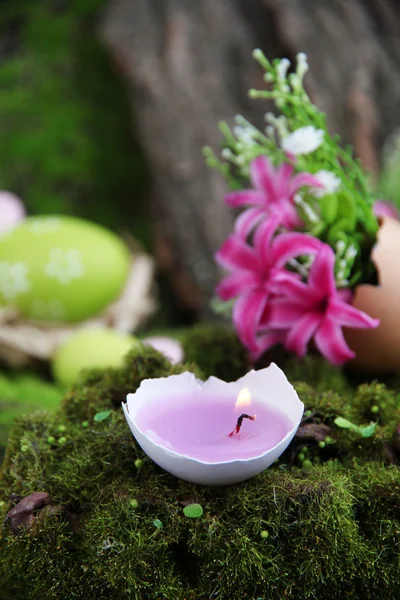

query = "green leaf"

[
  {"left": 93, "top": 410, "right": 112, "bottom": 422},
  {"left": 153, "top": 519, "right": 163, "bottom": 529},
  {"left": 359, "top": 423, "right": 377, "bottom": 438},
  {"left": 183, "top": 504, "right": 204, "bottom": 518},
  {"left": 319, "top": 194, "right": 338, "bottom": 225},
  {"left": 327, "top": 220, "right": 354, "bottom": 246},
  {"left": 334, "top": 417, "right": 359, "bottom": 432},
  {"left": 309, "top": 222, "right": 327, "bottom": 238},
  {"left": 334, "top": 417, "right": 377, "bottom": 439},
  {"left": 210, "top": 297, "right": 235, "bottom": 316},
  {"left": 336, "top": 192, "right": 357, "bottom": 228}
]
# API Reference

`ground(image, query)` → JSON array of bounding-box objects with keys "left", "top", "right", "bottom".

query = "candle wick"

[{"left": 229, "top": 413, "right": 257, "bottom": 437}]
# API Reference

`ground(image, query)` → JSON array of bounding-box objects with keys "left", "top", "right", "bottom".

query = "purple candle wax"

[{"left": 137, "top": 393, "right": 293, "bottom": 462}]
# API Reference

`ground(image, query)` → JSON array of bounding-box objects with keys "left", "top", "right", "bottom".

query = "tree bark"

[
  {"left": 101, "top": 0, "right": 400, "bottom": 314},
  {"left": 267, "top": 0, "right": 400, "bottom": 177}
]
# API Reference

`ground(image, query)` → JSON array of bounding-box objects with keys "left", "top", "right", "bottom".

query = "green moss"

[
  {"left": 1, "top": 336, "right": 400, "bottom": 598},
  {"left": 289, "top": 379, "right": 399, "bottom": 467},
  {"left": 284, "top": 354, "right": 354, "bottom": 396},
  {"left": 182, "top": 325, "right": 250, "bottom": 381},
  {"left": 0, "top": 510, "right": 83, "bottom": 600},
  {"left": 0, "top": 373, "right": 63, "bottom": 458}
]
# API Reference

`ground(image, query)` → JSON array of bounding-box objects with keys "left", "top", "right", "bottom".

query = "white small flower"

[
  {"left": 265, "top": 113, "right": 288, "bottom": 140},
  {"left": 45, "top": 248, "right": 85, "bottom": 286},
  {"left": 265, "top": 125, "right": 275, "bottom": 139},
  {"left": 221, "top": 148, "right": 234, "bottom": 160},
  {"left": 0, "top": 261, "right": 30, "bottom": 301},
  {"left": 295, "top": 53, "right": 309, "bottom": 82},
  {"left": 276, "top": 58, "right": 291, "bottom": 82},
  {"left": 294, "top": 194, "right": 319, "bottom": 223},
  {"left": 311, "top": 170, "right": 341, "bottom": 197},
  {"left": 345, "top": 245, "right": 358, "bottom": 260},
  {"left": 233, "top": 126, "right": 255, "bottom": 146},
  {"left": 282, "top": 126, "right": 324, "bottom": 155},
  {"left": 336, "top": 240, "right": 346, "bottom": 255}
]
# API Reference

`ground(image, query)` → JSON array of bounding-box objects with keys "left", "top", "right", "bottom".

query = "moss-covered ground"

[
  {"left": 1, "top": 326, "right": 400, "bottom": 599},
  {"left": 0, "top": 373, "right": 63, "bottom": 457}
]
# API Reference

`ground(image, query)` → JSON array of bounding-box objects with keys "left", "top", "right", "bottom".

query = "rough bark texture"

[
  {"left": 101, "top": 0, "right": 400, "bottom": 313},
  {"left": 267, "top": 0, "right": 400, "bottom": 177}
]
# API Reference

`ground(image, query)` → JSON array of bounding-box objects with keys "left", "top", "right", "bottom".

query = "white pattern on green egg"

[{"left": 0, "top": 216, "right": 131, "bottom": 322}]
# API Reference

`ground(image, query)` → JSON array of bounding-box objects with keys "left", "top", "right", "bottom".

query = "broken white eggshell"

[
  {"left": 142, "top": 335, "right": 184, "bottom": 364},
  {"left": 0, "top": 191, "right": 26, "bottom": 234},
  {"left": 122, "top": 363, "right": 303, "bottom": 486}
]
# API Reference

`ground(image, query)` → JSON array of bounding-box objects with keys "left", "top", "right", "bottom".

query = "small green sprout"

[
  {"left": 94, "top": 410, "right": 112, "bottom": 422},
  {"left": 183, "top": 504, "right": 203, "bottom": 518}
]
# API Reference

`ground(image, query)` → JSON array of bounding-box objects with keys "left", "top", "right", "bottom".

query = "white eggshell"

[
  {"left": 122, "top": 364, "right": 304, "bottom": 486},
  {"left": 0, "top": 191, "right": 25, "bottom": 233},
  {"left": 142, "top": 336, "right": 184, "bottom": 364}
]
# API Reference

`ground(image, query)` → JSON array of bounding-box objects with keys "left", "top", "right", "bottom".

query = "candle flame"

[{"left": 235, "top": 387, "right": 252, "bottom": 409}]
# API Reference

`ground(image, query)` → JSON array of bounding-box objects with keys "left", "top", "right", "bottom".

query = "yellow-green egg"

[
  {"left": 52, "top": 329, "right": 140, "bottom": 386},
  {"left": 0, "top": 216, "right": 130, "bottom": 321}
]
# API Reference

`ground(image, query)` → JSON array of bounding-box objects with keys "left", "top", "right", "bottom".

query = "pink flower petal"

[
  {"left": 314, "top": 318, "right": 355, "bottom": 365},
  {"left": 286, "top": 312, "right": 321, "bottom": 357},
  {"left": 269, "top": 197, "right": 303, "bottom": 229},
  {"left": 234, "top": 207, "right": 265, "bottom": 238},
  {"left": 250, "top": 156, "right": 276, "bottom": 198},
  {"left": 269, "top": 271, "right": 315, "bottom": 303},
  {"left": 216, "top": 271, "right": 259, "bottom": 301},
  {"left": 268, "top": 298, "right": 307, "bottom": 327},
  {"left": 252, "top": 330, "right": 285, "bottom": 361},
  {"left": 233, "top": 291, "right": 268, "bottom": 352},
  {"left": 216, "top": 235, "right": 260, "bottom": 273},
  {"left": 288, "top": 172, "right": 323, "bottom": 196},
  {"left": 308, "top": 244, "right": 336, "bottom": 295},
  {"left": 253, "top": 214, "right": 281, "bottom": 264},
  {"left": 337, "top": 289, "right": 352, "bottom": 303},
  {"left": 329, "top": 300, "right": 380, "bottom": 329},
  {"left": 224, "top": 190, "right": 266, "bottom": 208},
  {"left": 269, "top": 232, "right": 322, "bottom": 267},
  {"left": 276, "top": 163, "right": 293, "bottom": 196}
]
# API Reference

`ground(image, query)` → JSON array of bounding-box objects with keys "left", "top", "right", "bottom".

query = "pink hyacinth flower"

[
  {"left": 268, "top": 244, "right": 380, "bottom": 365},
  {"left": 215, "top": 216, "right": 322, "bottom": 353},
  {"left": 373, "top": 200, "right": 400, "bottom": 221},
  {"left": 225, "top": 155, "right": 323, "bottom": 237}
]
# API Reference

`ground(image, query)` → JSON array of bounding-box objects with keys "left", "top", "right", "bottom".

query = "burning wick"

[{"left": 229, "top": 413, "right": 257, "bottom": 437}]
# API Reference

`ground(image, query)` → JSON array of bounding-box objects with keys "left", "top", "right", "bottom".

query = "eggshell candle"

[
  {"left": 122, "top": 363, "right": 303, "bottom": 485},
  {"left": 0, "top": 215, "right": 130, "bottom": 322}
]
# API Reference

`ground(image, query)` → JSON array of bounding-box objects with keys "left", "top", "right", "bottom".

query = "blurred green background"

[
  {"left": 0, "top": 0, "right": 155, "bottom": 453},
  {"left": 0, "top": 0, "right": 150, "bottom": 245}
]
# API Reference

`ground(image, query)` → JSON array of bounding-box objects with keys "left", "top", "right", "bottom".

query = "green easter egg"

[
  {"left": 0, "top": 216, "right": 130, "bottom": 321},
  {"left": 52, "top": 329, "right": 140, "bottom": 386}
]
